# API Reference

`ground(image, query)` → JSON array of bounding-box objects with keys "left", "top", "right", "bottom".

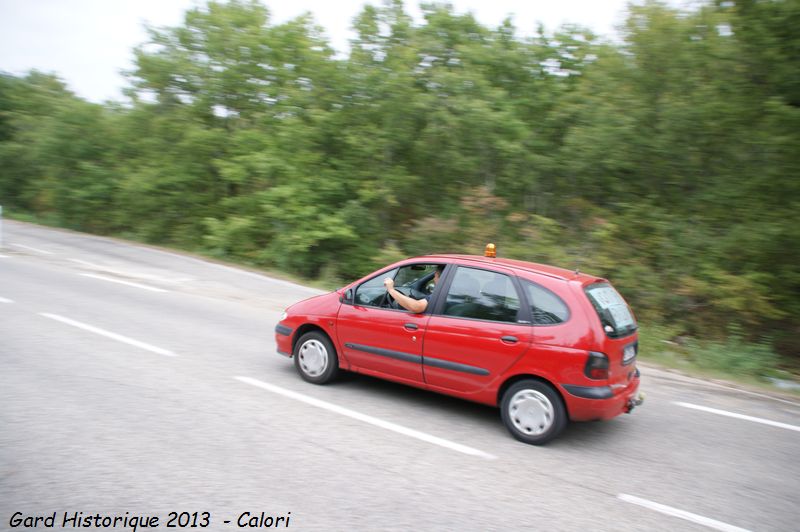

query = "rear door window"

[{"left": 442, "top": 267, "right": 520, "bottom": 323}]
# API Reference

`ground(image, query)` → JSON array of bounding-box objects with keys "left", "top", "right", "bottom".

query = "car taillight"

[{"left": 584, "top": 352, "right": 609, "bottom": 380}]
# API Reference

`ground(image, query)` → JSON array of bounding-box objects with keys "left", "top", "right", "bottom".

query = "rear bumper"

[
  {"left": 561, "top": 375, "right": 642, "bottom": 422},
  {"left": 562, "top": 384, "right": 613, "bottom": 399}
]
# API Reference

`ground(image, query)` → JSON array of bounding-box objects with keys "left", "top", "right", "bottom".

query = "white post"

[{"left": 0, "top": 205, "right": 3, "bottom": 250}]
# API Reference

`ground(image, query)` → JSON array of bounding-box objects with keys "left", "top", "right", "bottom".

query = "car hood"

[{"left": 286, "top": 291, "right": 341, "bottom": 317}]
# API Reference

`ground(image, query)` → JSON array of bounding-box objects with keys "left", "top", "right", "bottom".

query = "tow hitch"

[{"left": 626, "top": 392, "right": 645, "bottom": 413}]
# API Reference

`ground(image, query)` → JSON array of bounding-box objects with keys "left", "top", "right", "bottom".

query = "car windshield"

[{"left": 584, "top": 283, "right": 637, "bottom": 338}]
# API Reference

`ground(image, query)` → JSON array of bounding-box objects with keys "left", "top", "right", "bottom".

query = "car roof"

[{"left": 414, "top": 254, "right": 603, "bottom": 284}]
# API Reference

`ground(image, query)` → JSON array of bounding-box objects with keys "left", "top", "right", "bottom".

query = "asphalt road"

[{"left": 1, "top": 220, "right": 798, "bottom": 532}]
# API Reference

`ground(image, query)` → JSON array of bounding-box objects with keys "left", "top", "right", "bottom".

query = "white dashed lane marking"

[
  {"left": 40, "top": 313, "right": 176, "bottom": 357},
  {"left": 618, "top": 494, "right": 752, "bottom": 532},
  {"left": 674, "top": 402, "right": 800, "bottom": 433},
  {"left": 235, "top": 376, "right": 497, "bottom": 460}
]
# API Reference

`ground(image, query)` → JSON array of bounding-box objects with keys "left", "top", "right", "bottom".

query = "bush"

[{"left": 686, "top": 327, "right": 780, "bottom": 379}]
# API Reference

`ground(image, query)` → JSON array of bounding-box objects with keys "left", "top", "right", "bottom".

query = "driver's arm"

[{"left": 383, "top": 278, "right": 428, "bottom": 313}]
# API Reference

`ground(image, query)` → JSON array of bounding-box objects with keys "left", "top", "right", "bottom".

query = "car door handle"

[
  {"left": 500, "top": 335, "right": 518, "bottom": 344},
  {"left": 404, "top": 323, "right": 419, "bottom": 331}
]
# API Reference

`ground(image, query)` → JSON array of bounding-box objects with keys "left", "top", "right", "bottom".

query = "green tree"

[{"left": 0, "top": 0, "right": 797, "bottom": 362}]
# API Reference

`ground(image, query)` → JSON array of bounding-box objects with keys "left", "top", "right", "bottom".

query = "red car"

[{"left": 275, "top": 246, "right": 643, "bottom": 445}]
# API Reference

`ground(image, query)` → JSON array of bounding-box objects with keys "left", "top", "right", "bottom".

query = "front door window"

[{"left": 354, "top": 264, "right": 440, "bottom": 310}]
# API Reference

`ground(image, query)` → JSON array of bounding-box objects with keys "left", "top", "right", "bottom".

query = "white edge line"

[
  {"left": 81, "top": 273, "right": 168, "bottom": 293},
  {"left": 6, "top": 222, "right": 318, "bottom": 292},
  {"left": 11, "top": 243, "right": 54, "bottom": 254},
  {"left": 40, "top": 313, "right": 176, "bottom": 357},
  {"left": 699, "top": 383, "right": 800, "bottom": 407},
  {"left": 69, "top": 258, "right": 101, "bottom": 268},
  {"left": 646, "top": 367, "right": 800, "bottom": 407},
  {"left": 234, "top": 376, "right": 496, "bottom": 460},
  {"left": 709, "top": 383, "right": 799, "bottom": 406},
  {"left": 618, "top": 494, "right": 752, "bottom": 532},
  {"left": 0, "top": 296, "right": 13, "bottom": 303},
  {"left": 71, "top": 258, "right": 194, "bottom": 285},
  {"left": 109, "top": 244, "right": 323, "bottom": 295},
  {"left": 161, "top": 252, "right": 324, "bottom": 294},
  {"left": 674, "top": 402, "right": 800, "bottom": 433}
]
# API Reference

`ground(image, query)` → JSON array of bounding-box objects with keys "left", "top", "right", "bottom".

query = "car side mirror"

[{"left": 342, "top": 288, "right": 354, "bottom": 304}]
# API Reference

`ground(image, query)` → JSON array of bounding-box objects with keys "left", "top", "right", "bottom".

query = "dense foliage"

[{"left": 1, "top": 1, "right": 798, "bottom": 364}]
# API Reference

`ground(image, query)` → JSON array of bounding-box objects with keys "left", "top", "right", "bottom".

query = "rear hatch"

[{"left": 584, "top": 282, "right": 639, "bottom": 390}]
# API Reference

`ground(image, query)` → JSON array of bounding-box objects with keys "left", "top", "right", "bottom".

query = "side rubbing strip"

[
  {"left": 345, "top": 343, "right": 422, "bottom": 364},
  {"left": 424, "top": 357, "right": 490, "bottom": 376},
  {"left": 275, "top": 324, "right": 293, "bottom": 336}
]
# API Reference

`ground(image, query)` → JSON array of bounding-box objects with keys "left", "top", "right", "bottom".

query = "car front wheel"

[
  {"left": 293, "top": 331, "right": 340, "bottom": 384},
  {"left": 500, "top": 380, "right": 567, "bottom": 445}
]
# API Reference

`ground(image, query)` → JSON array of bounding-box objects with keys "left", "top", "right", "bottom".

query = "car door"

[
  {"left": 422, "top": 265, "right": 532, "bottom": 394},
  {"left": 336, "top": 268, "right": 427, "bottom": 386}
]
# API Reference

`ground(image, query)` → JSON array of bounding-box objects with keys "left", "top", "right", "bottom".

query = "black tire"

[
  {"left": 500, "top": 380, "right": 567, "bottom": 445},
  {"left": 293, "top": 331, "right": 340, "bottom": 384}
]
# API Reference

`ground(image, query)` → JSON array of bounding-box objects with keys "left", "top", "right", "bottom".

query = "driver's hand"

[{"left": 383, "top": 278, "right": 394, "bottom": 291}]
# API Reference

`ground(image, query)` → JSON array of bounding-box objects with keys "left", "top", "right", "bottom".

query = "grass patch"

[
  {"left": 638, "top": 323, "right": 799, "bottom": 394},
  {"left": 685, "top": 330, "right": 779, "bottom": 379}
]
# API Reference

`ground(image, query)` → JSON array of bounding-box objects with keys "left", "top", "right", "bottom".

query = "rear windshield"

[{"left": 584, "top": 283, "right": 638, "bottom": 338}]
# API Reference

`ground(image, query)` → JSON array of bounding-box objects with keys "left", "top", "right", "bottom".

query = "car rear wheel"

[
  {"left": 500, "top": 380, "right": 566, "bottom": 445},
  {"left": 294, "top": 331, "right": 340, "bottom": 384}
]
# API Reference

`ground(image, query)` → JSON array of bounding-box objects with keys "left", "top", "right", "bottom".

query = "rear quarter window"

[{"left": 522, "top": 281, "right": 570, "bottom": 325}]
